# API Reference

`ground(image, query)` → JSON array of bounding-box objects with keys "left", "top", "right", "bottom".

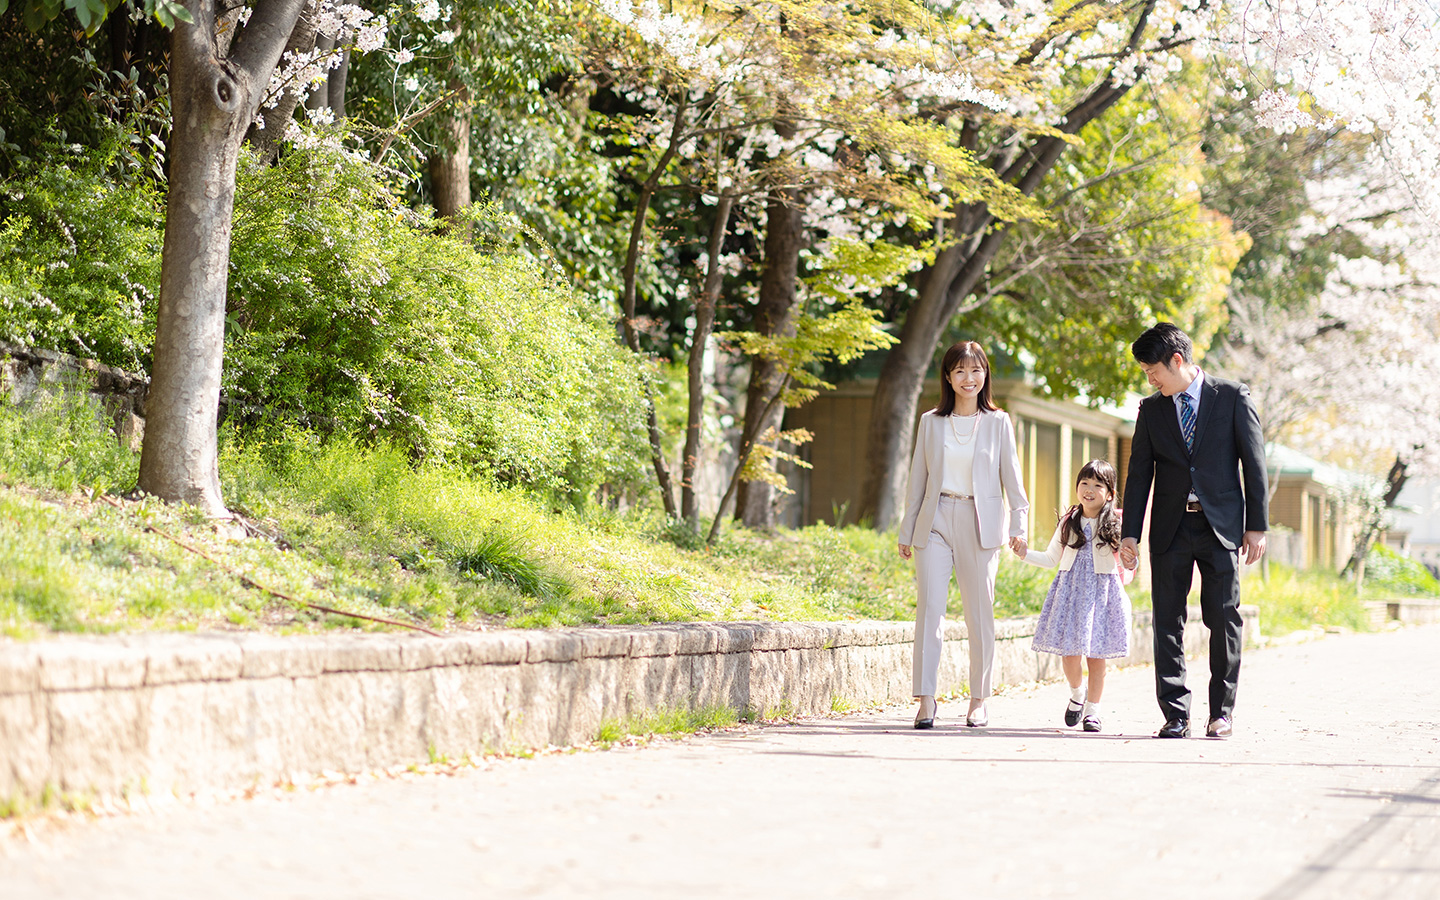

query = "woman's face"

[{"left": 947, "top": 357, "right": 987, "bottom": 404}]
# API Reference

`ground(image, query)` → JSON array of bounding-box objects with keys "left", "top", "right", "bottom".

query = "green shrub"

[
  {"left": 225, "top": 142, "right": 650, "bottom": 499},
  {"left": 1240, "top": 562, "right": 1371, "bottom": 636},
  {"left": 1363, "top": 543, "right": 1440, "bottom": 597},
  {"left": 0, "top": 126, "right": 163, "bottom": 371},
  {"left": 0, "top": 393, "right": 138, "bottom": 494}
]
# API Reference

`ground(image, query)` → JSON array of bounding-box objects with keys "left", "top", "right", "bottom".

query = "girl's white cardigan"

[{"left": 1023, "top": 510, "right": 1123, "bottom": 574}]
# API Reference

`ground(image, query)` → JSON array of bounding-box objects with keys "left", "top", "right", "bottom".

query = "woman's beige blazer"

[{"left": 897, "top": 408, "right": 1029, "bottom": 550}]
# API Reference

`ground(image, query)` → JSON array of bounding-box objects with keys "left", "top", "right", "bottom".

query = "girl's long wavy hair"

[{"left": 1060, "top": 459, "right": 1123, "bottom": 552}]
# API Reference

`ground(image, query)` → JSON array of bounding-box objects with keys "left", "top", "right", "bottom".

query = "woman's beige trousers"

[{"left": 913, "top": 495, "right": 999, "bottom": 699}]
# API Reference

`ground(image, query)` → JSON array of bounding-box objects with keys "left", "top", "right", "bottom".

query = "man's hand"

[
  {"left": 1119, "top": 537, "right": 1139, "bottom": 569},
  {"left": 1009, "top": 536, "right": 1027, "bottom": 557},
  {"left": 1241, "top": 531, "right": 1267, "bottom": 566},
  {"left": 897, "top": 542, "right": 913, "bottom": 561}
]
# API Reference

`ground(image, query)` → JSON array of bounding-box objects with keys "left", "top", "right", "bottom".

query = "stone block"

[
  {"left": 690, "top": 652, "right": 749, "bottom": 711},
  {"left": 624, "top": 654, "right": 694, "bottom": 717},
  {"left": 47, "top": 688, "right": 146, "bottom": 795},
  {"left": 0, "top": 643, "right": 41, "bottom": 694},
  {"left": 236, "top": 634, "right": 327, "bottom": 679},
  {"left": 576, "top": 628, "right": 634, "bottom": 659},
  {"left": 0, "top": 692, "right": 49, "bottom": 799},
  {"left": 291, "top": 675, "right": 369, "bottom": 774},
  {"left": 139, "top": 633, "right": 244, "bottom": 685},
  {"left": 37, "top": 640, "right": 147, "bottom": 691},
  {"left": 397, "top": 635, "right": 466, "bottom": 671},
  {"left": 451, "top": 631, "right": 527, "bottom": 666},
  {"left": 225, "top": 676, "right": 301, "bottom": 784},
  {"left": 526, "top": 632, "right": 583, "bottom": 664},
  {"left": 139, "top": 680, "right": 212, "bottom": 794},
  {"left": 628, "top": 627, "right": 675, "bottom": 658},
  {"left": 711, "top": 623, "right": 758, "bottom": 655},
  {"left": 321, "top": 636, "right": 403, "bottom": 674},
  {"left": 355, "top": 670, "right": 434, "bottom": 768}
]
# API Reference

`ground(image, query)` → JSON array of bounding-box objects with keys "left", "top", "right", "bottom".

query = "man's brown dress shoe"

[{"left": 1206, "top": 716, "right": 1233, "bottom": 739}]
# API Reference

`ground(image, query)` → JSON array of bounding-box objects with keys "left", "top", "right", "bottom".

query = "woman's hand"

[
  {"left": 1009, "top": 536, "right": 1027, "bottom": 556},
  {"left": 897, "top": 543, "right": 913, "bottom": 560}
]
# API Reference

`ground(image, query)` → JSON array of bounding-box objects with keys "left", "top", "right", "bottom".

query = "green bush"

[
  {"left": 1363, "top": 543, "right": 1440, "bottom": 597},
  {"left": 1239, "top": 562, "right": 1371, "bottom": 636},
  {"left": 225, "top": 142, "right": 650, "bottom": 499},
  {"left": 0, "top": 125, "right": 163, "bottom": 371},
  {"left": 0, "top": 393, "right": 139, "bottom": 494}
]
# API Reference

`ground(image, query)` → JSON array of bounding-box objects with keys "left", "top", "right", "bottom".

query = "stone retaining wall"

[{"left": 0, "top": 606, "right": 1257, "bottom": 803}]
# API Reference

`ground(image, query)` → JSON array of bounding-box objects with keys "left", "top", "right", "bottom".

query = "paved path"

[{"left": 4, "top": 625, "right": 1439, "bottom": 900}]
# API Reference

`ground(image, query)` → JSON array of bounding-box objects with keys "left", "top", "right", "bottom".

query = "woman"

[{"left": 898, "top": 341, "right": 1029, "bottom": 728}]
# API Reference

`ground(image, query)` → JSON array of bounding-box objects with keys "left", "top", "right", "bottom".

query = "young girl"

[{"left": 1015, "top": 459, "right": 1134, "bottom": 733}]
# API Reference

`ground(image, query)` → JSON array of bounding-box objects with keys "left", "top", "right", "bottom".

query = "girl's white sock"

[
  {"left": 1082, "top": 700, "right": 1101, "bottom": 718},
  {"left": 1070, "top": 686, "right": 1085, "bottom": 703}
]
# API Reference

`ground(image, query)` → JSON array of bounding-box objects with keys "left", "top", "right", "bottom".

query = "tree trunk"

[
  {"left": 327, "top": 46, "right": 349, "bottom": 117},
  {"left": 736, "top": 189, "right": 804, "bottom": 529},
  {"left": 856, "top": 207, "right": 1004, "bottom": 528},
  {"left": 620, "top": 94, "right": 689, "bottom": 521},
  {"left": 245, "top": 0, "right": 318, "bottom": 165},
  {"left": 1341, "top": 453, "right": 1409, "bottom": 589},
  {"left": 137, "top": 0, "right": 307, "bottom": 514},
  {"left": 856, "top": 14, "right": 1149, "bottom": 530},
  {"left": 681, "top": 195, "right": 734, "bottom": 531},
  {"left": 429, "top": 86, "right": 472, "bottom": 232}
]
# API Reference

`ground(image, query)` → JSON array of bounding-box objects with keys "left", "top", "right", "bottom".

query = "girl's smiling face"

[{"left": 1077, "top": 475, "right": 1112, "bottom": 516}]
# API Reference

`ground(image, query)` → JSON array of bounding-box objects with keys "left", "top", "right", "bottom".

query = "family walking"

[{"left": 897, "top": 324, "right": 1269, "bottom": 738}]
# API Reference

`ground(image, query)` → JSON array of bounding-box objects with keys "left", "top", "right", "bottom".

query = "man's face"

[{"left": 1138, "top": 354, "right": 1192, "bottom": 396}]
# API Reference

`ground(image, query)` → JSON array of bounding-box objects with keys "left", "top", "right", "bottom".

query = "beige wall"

[{"left": 784, "top": 378, "right": 1133, "bottom": 543}]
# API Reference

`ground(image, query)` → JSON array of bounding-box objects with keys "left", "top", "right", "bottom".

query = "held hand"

[
  {"left": 1241, "top": 531, "right": 1267, "bottom": 566},
  {"left": 897, "top": 543, "right": 913, "bottom": 561},
  {"left": 1119, "top": 537, "right": 1139, "bottom": 569},
  {"left": 1008, "top": 536, "right": 1027, "bottom": 557}
]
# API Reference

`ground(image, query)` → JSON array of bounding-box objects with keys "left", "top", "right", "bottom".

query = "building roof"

[{"left": 1264, "top": 443, "right": 1372, "bottom": 491}]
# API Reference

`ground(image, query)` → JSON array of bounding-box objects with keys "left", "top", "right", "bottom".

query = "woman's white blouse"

[{"left": 940, "top": 417, "right": 976, "bottom": 495}]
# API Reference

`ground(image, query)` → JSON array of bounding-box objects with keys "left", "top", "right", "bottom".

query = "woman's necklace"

[{"left": 949, "top": 411, "right": 980, "bottom": 445}]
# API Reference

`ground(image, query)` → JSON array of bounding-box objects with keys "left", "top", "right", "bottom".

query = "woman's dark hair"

[
  {"left": 934, "top": 341, "right": 998, "bottom": 416},
  {"left": 1060, "top": 459, "right": 1123, "bottom": 552},
  {"left": 1131, "top": 322, "right": 1194, "bottom": 366}
]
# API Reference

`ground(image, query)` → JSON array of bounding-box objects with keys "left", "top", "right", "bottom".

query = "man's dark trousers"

[{"left": 1149, "top": 512, "right": 1243, "bottom": 721}]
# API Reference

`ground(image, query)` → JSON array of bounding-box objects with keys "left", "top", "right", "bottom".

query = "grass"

[
  {"left": 593, "top": 704, "right": 743, "bottom": 747},
  {"left": 0, "top": 396, "right": 932, "bottom": 637},
  {"left": 0, "top": 394, "right": 1408, "bottom": 640},
  {"left": 1240, "top": 564, "right": 1373, "bottom": 636}
]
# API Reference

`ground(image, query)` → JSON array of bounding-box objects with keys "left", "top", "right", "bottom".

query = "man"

[{"left": 1119, "top": 323, "right": 1267, "bottom": 739}]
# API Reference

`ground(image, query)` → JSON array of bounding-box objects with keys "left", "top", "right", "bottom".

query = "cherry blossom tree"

[
  {"left": 588, "top": 0, "right": 1043, "bottom": 534},
  {"left": 1216, "top": 0, "right": 1440, "bottom": 228},
  {"left": 857, "top": 0, "right": 1221, "bottom": 529}
]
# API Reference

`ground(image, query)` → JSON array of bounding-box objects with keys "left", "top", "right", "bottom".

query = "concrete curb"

[{"left": 0, "top": 607, "right": 1257, "bottom": 802}]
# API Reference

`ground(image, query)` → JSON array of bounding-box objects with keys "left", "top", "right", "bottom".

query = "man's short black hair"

[{"left": 1132, "top": 322, "right": 1194, "bottom": 366}]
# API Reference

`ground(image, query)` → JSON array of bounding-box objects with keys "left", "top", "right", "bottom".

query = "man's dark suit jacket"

[{"left": 1122, "top": 373, "right": 1268, "bottom": 554}]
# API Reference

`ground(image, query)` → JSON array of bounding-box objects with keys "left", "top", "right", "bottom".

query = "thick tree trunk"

[
  {"left": 856, "top": 7, "right": 1150, "bottom": 529},
  {"left": 736, "top": 190, "right": 804, "bottom": 529},
  {"left": 681, "top": 195, "right": 734, "bottom": 531},
  {"left": 138, "top": 0, "right": 307, "bottom": 514},
  {"left": 856, "top": 207, "right": 1003, "bottom": 528},
  {"left": 429, "top": 87, "right": 472, "bottom": 231}
]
